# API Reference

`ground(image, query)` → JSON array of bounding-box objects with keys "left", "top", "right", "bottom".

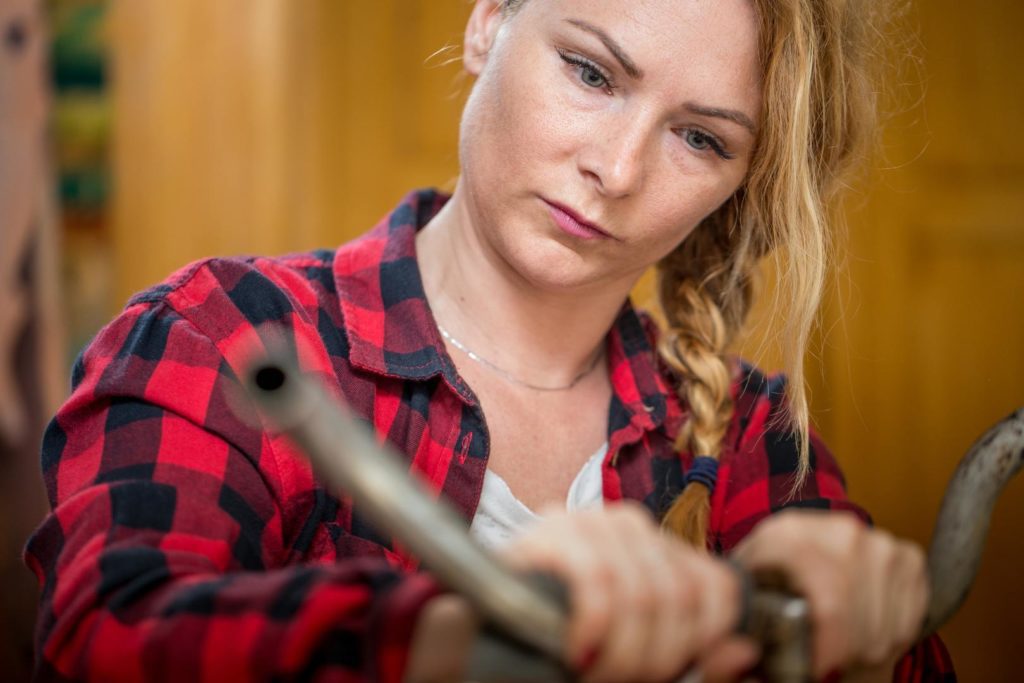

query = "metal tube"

[
  {"left": 923, "top": 407, "right": 1024, "bottom": 635},
  {"left": 242, "top": 351, "right": 1023, "bottom": 681},
  {"left": 243, "top": 353, "right": 568, "bottom": 661}
]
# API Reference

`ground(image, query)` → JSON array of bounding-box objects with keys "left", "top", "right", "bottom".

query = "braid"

[{"left": 657, "top": 204, "right": 758, "bottom": 549}]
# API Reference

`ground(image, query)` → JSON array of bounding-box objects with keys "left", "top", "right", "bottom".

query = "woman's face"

[{"left": 458, "top": 0, "right": 761, "bottom": 292}]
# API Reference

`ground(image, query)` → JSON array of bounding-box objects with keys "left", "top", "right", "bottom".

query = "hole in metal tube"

[{"left": 254, "top": 366, "right": 286, "bottom": 392}]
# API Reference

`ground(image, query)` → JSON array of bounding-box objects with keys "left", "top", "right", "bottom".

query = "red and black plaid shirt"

[{"left": 25, "top": 189, "right": 954, "bottom": 682}]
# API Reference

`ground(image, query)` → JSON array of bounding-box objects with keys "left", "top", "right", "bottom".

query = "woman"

[{"left": 26, "top": 1, "right": 953, "bottom": 681}]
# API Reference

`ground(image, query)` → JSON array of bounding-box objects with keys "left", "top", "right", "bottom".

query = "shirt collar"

[{"left": 334, "top": 188, "right": 682, "bottom": 435}]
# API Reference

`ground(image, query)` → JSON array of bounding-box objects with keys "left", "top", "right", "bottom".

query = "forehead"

[{"left": 513, "top": 0, "right": 761, "bottom": 107}]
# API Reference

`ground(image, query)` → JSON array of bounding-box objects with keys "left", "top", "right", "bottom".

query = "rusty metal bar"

[
  {"left": 242, "top": 351, "right": 1023, "bottom": 682},
  {"left": 923, "top": 408, "right": 1024, "bottom": 635}
]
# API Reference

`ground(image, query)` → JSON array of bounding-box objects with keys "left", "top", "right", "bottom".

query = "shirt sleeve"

[
  {"left": 708, "top": 366, "right": 956, "bottom": 682},
  {"left": 23, "top": 299, "right": 442, "bottom": 682}
]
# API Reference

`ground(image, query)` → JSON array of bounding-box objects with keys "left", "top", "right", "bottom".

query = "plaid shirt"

[{"left": 25, "top": 189, "right": 954, "bottom": 682}]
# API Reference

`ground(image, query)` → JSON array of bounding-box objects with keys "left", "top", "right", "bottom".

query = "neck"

[{"left": 416, "top": 184, "right": 638, "bottom": 388}]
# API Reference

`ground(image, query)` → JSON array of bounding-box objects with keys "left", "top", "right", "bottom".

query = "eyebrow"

[
  {"left": 565, "top": 18, "right": 643, "bottom": 80},
  {"left": 564, "top": 18, "right": 757, "bottom": 136},
  {"left": 685, "top": 103, "right": 758, "bottom": 135}
]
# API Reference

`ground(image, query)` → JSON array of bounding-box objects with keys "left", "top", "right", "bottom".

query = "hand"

[
  {"left": 496, "top": 502, "right": 754, "bottom": 682},
  {"left": 731, "top": 510, "right": 929, "bottom": 680}
]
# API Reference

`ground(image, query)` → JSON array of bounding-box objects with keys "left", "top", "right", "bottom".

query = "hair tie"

[{"left": 684, "top": 455, "right": 719, "bottom": 492}]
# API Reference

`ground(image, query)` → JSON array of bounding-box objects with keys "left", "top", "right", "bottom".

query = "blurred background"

[{"left": 1, "top": 1, "right": 1021, "bottom": 680}]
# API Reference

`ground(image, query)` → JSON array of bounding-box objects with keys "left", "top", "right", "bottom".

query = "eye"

[
  {"left": 557, "top": 49, "right": 614, "bottom": 92},
  {"left": 579, "top": 64, "right": 607, "bottom": 88},
  {"left": 684, "top": 129, "right": 712, "bottom": 150},
  {"left": 679, "top": 128, "right": 734, "bottom": 160}
]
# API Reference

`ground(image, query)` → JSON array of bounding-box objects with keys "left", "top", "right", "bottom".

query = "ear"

[{"left": 464, "top": 0, "right": 505, "bottom": 76}]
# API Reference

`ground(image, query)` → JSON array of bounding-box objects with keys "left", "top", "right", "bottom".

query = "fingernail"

[{"left": 575, "top": 645, "right": 600, "bottom": 672}]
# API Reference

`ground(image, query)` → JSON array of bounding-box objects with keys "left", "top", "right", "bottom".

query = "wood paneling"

[
  {"left": 112, "top": 1, "right": 301, "bottom": 304},
  {"left": 812, "top": 3, "right": 1024, "bottom": 679},
  {"left": 110, "top": 1, "right": 1022, "bottom": 678},
  {"left": 110, "top": 0, "right": 470, "bottom": 306}
]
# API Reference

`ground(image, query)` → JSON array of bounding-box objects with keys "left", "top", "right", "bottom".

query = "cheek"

[
  {"left": 661, "top": 147, "right": 749, "bottom": 215},
  {"left": 644, "top": 177, "right": 741, "bottom": 252},
  {"left": 464, "top": 54, "right": 582, "bottom": 176}
]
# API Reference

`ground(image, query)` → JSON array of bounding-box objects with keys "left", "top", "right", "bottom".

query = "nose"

[{"left": 577, "top": 111, "right": 652, "bottom": 198}]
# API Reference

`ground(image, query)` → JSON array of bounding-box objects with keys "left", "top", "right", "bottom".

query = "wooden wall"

[
  {"left": 110, "top": 0, "right": 470, "bottom": 306},
  {"left": 811, "top": 3, "right": 1024, "bottom": 678},
  {"left": 110, "top": 1, "right": 1024, "bottom": 679}
]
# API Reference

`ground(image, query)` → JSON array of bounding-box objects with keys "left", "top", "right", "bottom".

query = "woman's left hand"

[{"left": 729, "top": 510, "right": 929, "bottom": 681}]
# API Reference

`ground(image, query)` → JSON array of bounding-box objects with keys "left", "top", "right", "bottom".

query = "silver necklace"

[{"left": 436, "top": 323, "right": 602, "bottom": 392}]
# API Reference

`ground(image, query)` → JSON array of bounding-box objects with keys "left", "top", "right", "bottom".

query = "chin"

[{"left": 498, "top": 233, "right": 613, "bottom": 293}]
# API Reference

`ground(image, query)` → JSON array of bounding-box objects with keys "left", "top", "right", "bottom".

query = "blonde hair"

[
  {"left": 658, "top": 0, "right": 888, "bottom": 547},
  {"left": 498, "top": 0, "right": 888, "bottom": 547}
]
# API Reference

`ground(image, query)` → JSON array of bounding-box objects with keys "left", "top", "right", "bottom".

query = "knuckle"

[
  {"left": 883, "top": 537, "right": 921, "bottom": 581},
  {"left": 631, "top": 583, "right": 659, "bottom": 617},
  {"left": 615, "top": 501, "right": 654, "bottom": 527},
  {"left": 895, "top": 620, "right": 918, "bottom": 650},
  {"left": 502, "top": 536, "right": 552, "bottom": 567},
  {"left": 678, "top": 582, "right": 701, "bottom": 620},
  {"left": 597, "top": 651, "right": 632, "bottom": 683},
  {"left": 833, "top": 514, "right": 865, "bottom": 550},
  {"left": 584, "top": 561, "right": 618, "bottom": 594},
  {"left": 646, "top": 655, "right": 681, "bottom": 683},
  {"left": 903, "top": 540, "right": 927, "bottom": 573},
  {"left": 918, "top": 577, "right": 932, "bottom": 613},
  {"left": 863, "top": 640, "right": 892, "bottom": 667},
  {"left": 871, "top": 526, "right": 895, "bottom": 550},
  {"left": 771, "top": 509, "right": 803, "bottom": 535},
  {"left": 756, "top": 510, "right": 805, "bottom": 549},
  {"left": 816, "top": 629, "right": 852, "bottom": 677},
  {"left": 569, "top": 596, "right": 612, "bottom": 653},
  {"left": 815, "top": 592, "right": 848, "bottom": 633},
  {"left": 873, "top": 531, "right": 900, "bottom": 569}
]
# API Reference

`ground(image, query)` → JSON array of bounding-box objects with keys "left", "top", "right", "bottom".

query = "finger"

[
  {"left": 499, "top": 513, "right": 615, "bottom": 667},
  {"left": 685, "top": 549, "right": 744, "bottom": 648},
  {"left": 744, "top": 542, "right": 855, "bottom": 678},
  {"left": 804, "top": 547, "right": 857, "bottom": 677},
  {"left": 582, "top": 505, "right": 665, "bottom": 682},
  {"left": 890, "top": 540, "right": 929, "bottom": 654},
  {"left": 732, "top": 511, "right": 861, "bottom": 566},
  {"left": 627, "top": 537, "right": 746, "bottom": 682},
  {"left": 739, "top": 546, "right": 854, "bottom": 676},
  {"left": 563, "top": 549, "right": 618, "bottom": 670},
  {"left": 732, "top": 512, "right": 861, "bottom": 677},
  {"left": 698, "top": 636, "right": 761, "bottom": 683},
  {"left": 583, "top": 601, "right": 650, "bottom": 683},
  {"left": 860, "top": 531, "right": 896, "bottom": 666},
  {"left": 635, "top": 537, "right": 701, "bottom": 680},
  {"left": 407, "top": 594, "right": 480, "bottom": 683},
  {"left": 861, "top": 531, "right": 925, "bottom": 667}
]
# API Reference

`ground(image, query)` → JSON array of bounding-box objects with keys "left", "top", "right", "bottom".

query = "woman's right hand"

[{"left": 409, "top": 501, "right": 757, "bottom": 682}]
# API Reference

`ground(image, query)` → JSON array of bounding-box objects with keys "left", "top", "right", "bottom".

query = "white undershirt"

[{"left": 469, "top": 443, "right": 608, "bottom": 551}]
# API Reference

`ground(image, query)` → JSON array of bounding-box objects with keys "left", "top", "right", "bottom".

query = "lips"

[{"left": 543, "top": 199, "right": 614, "bottom": 241}]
